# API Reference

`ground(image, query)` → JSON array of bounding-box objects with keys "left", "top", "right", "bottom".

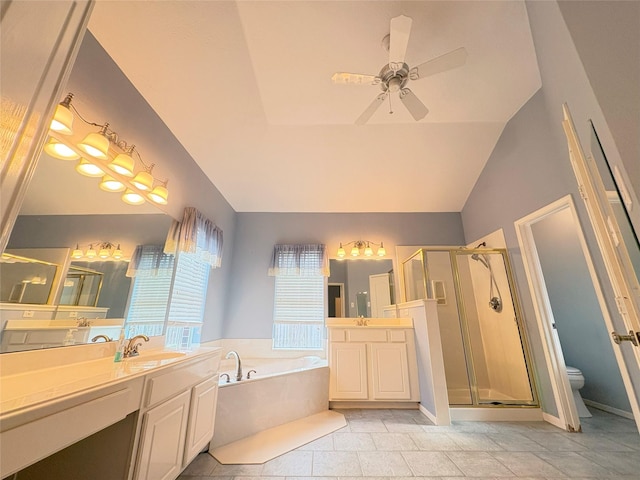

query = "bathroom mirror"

[
  {"left": 0, "top": 147, "right": 174, "bottom": 353},
  {"left": 590, "top": 121, "right": 640, "bottom": 285},
  {"left": 0, "top": 253, "right": 58, "bottom": 304},
  {"left": 328, "top": 259, "right": 394, "bottom": 318}
]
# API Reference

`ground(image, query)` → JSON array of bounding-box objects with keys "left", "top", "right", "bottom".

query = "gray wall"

[
  {"left": 461, "top": 0, "right": 638, "bottom": 416},
  {"left": 531, "top": 208, "right": 631, "bottom": 413},
  {"left": 223, "top": 212, "right": 465, "bottom": 338}
]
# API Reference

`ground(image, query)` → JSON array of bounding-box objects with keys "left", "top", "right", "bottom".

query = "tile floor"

[{"left": 179, "top": 408, "right": 640, "bottom": 480}]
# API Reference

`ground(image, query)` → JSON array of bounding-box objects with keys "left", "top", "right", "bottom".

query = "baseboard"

[
  {"left": 584, "top": 399, "right": 635, "bottom": 420},
  {"left": 450, "top": 407, "right": 542, "bottom": 422},
  {"left": 418, "top": 404, "right": 442, "bottom": 425},
  {"left": 542, "top": 412, "right": 566, "bottom": 430},
  {"left": 329, "top": 401, "right": 419, "bottom": 410}
]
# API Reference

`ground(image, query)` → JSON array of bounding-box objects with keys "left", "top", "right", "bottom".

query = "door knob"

[{"left": 611, "top": 330, "right": 639, "bottom": 347}]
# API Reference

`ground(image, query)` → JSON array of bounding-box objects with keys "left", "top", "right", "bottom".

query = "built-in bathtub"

[{"left": 210, "top": 355, "right": 329, "bottom": 448}]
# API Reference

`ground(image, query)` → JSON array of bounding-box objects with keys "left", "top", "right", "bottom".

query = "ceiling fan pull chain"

[{"left": 388, "top": 93, "right": 394, "bottom": 115}]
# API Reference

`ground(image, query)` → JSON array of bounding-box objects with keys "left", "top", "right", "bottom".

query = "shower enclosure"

[{"left": 403, "top": 248, "right": 537, "bottom": 407}]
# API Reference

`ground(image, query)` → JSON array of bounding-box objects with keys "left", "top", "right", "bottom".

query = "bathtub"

[{"left": 210, "top": 355, "right": 329, "bottom": 448}]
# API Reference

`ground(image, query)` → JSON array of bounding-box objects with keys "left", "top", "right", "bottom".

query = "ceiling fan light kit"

[{"left": 332, "top": 14, "right": 467, "bottom": 125}]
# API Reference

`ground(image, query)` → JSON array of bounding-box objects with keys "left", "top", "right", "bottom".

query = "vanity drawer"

[
  {"left": 144, "top": 354, "right": 220, "bottom": 408},
  {"left": 347, "top": 329, "right": 388, "bottom": 343}
]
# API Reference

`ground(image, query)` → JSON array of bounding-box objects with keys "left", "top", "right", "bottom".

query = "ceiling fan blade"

[
  {"left": 389, "top": 15, "right": 412, "bottom": 71},
  {"left": 399, "top": 88, "right": 429, "bottom": 121},
  {"left": 410, "top": 47, "right": 468, "bottom": 81},
  {"left": 355, "top": 93, "right": 387, "bottom": 125},
  {"left": 331, "top": 72, "right": 379, "bottom": 86}
]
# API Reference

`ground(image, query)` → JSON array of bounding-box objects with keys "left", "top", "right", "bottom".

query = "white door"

[
  {"left": 562, "top": 104, "right": 640, "bottom": 431},
  {"left": 369, "top": 273, "right": 391, "bottom": 317}
]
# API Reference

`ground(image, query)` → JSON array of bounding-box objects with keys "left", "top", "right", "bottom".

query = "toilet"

[{"left": 566, "top": 366, "right": 592, "bottom": 417}]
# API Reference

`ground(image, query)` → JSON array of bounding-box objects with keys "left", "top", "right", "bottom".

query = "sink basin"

[{"left": 125, "top": 351, "right": 187, "bottom": 362}]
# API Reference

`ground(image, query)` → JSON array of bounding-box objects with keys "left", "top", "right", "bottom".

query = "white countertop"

[{"left": 0, "top": 343, "right": 221, "bottom": 426}]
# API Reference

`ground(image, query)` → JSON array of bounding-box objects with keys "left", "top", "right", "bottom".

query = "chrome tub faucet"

[{"left": 225, "top": 350, "right": 242, "bottom": 381}]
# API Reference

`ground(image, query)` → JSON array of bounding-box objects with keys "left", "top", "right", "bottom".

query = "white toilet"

[{"left": 566, "top": 366, "right": 592, "bottom": 417}]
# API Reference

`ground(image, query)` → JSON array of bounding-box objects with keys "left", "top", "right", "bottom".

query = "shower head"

[{"left": 471, "top": 253, "right": 490, "bottom": 269}]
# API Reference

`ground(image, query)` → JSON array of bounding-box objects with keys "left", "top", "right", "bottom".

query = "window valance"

[
  {"left": 268, "top": 244, "right": 329, "bottom": 277},
  {"left": 126, "top": 245, "right": 175, "bottom": 278},
  {"left": 164, "top": 207, "right": 223, "bottom": 268}
]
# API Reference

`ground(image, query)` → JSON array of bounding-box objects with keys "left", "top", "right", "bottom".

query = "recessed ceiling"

[{"left": 87, "top": 1, "right": 541, "bottom": 213}]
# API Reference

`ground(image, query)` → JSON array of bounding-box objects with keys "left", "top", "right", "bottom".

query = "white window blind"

[
  {"left": 125, "top": 251, "right": 174, "bottom": 338},
  {"left": 165, "top": 250, "right": 210, "bottom": 348},
  {"left": 270, "top": 244, "right": 327, "bottom": 350}
]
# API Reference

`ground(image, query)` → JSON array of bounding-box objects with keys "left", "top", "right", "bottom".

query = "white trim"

[
  {"left": 450, "top": 407, "right": 543, "bottom": 422},
  {"left": 583, "top": 399, "right": 635, "bottom": 420},
  {"left": 418, "top": 403, "right": 438, "bottom": 425},
  {"left": 542, "top": 412, "right": 566, "bottom": 430},
  {"left": 515, "top": 194, "right": 582, "bottom": 432}
]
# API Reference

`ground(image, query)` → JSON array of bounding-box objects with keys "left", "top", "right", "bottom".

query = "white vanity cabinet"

[
  {"left": 134, "top": 352, "right": 221, "bottom": 480},
  {"left": 328, "top": 321, "right": 419, "bottom": 404}
]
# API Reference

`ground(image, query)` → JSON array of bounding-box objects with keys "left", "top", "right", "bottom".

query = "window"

[{"left": 269, "top": 244, "right": 328, "bottom": 349}]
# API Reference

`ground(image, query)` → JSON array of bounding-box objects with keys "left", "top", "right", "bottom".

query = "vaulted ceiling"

[{"left": 84, "top": 0, "right": 540, "bottom": 213}]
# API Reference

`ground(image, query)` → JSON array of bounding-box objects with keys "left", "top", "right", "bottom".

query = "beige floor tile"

[
  {"left": 312, "top": 451, "right": 363, "bottom": 476},
  {"left": 358, "top": 451, "right": 413, "bottom": 476},
  {"left": 534, "top": 451, "right": 612, "bottom": 477},
  {"left": 491, "top": 451, "right": 565, "bottom": 477},
  {"left": 401, "top": 451, "right": 463, "bottom": 476},
  {"left": 333, "top": 432, "right": 376, "bottom": 451},
  {"left": 445, "top": 451, "right": 515, "bottom": 477},
  {"left": 409, "top": 432, "right": 461, "bottom": 451},
  {"left": 370, "top": 432, "right": 418, "bottom": 451},
  {"left": 261, "top": 451, "right": 313, "bottom": 476}
]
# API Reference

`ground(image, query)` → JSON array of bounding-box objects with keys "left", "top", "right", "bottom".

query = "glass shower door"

[{"left": 452, "top": 249, "right": 537, "bottom": 406}]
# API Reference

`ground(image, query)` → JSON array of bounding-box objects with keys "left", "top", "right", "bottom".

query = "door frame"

[
  {"left": 328, "top": 282, "right": 345, "bottom": 318},
  {"left": 515, "top": 195, "right": 590, "bottom": 431}
]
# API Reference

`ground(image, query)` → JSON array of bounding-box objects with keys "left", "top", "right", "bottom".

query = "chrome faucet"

[
  {"left": 225, "top": 350, "right": 242, "bottom": 381},
  {"left": 91, "top": 334, "right": 112, "bottom": 343},
  {"left": 124, "top": 335, "right": 149, "bottom": 358}
]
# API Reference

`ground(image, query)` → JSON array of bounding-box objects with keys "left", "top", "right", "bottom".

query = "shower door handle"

[{"left": 611, "top": 330, "right": 639, "bottom": 347}]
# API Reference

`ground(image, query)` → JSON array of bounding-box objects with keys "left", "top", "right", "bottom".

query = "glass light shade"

[
  {"left": 76, "top": 158, "right": 104, "bottom": 177},
  {"left": 50, "top": 104, "right": 74, "bottom": 134},
  {"left": 71, "top": 244, "right": 83, "bottom": 259},
  {"left": 337, "top": 243, "right": 346, "bottom": 258},
  {"left": 78, "top": 131, "right": 109, "bottom": 159},
  {"left": 85, "top": 246, "right": 97, "bottom": 259},
  {"left": 98, "top": 248, "right": 110, "bottom": 258},
  {"left": 377, "top": 242, "right": 386, "bottom": 257},
  {"left": 44, "top": 139, "right": 80, "bottom": 160},
  {"left": 99, "top": 175, "right": 125, "bottom": 192},
  {"left": 109, "top": 152, "right": 134, "bottom": 177},
  {"left": 148, "top": 184, "right": 168, "bottom": 205},
  {"left": 131, "top": 170, "right": 153, "bottom": 191},
  {"left": 364, "top": 243, "right": 374, "bottom": 256},
  {"left": 122, "top": 189, "right": 145, "bottom": 205},
  {"left": 112, "top": 245, "right": 123, "bottom": 259},
  {"left": 350, "top": 246, "right": 360, "bottom": 257}
]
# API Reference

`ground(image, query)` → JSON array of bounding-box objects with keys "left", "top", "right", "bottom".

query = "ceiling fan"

[{"left": 332, "top": 15, "right": 467, "bottom": 125}]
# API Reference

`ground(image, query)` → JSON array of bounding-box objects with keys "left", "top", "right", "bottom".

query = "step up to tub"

[{"left": 208, "top": 410, "right": 346, "bottom": 464}]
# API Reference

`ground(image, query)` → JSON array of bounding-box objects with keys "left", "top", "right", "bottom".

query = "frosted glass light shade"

[
  {"left": 112, "top": 245, "right": 123, "bottom": 259},
  {"left": 50, "top": 104, "right": 74, "bottom": 134},
  {"left": 148, "top": 184, "right": 168, "bottom": 205},
  {"left": 350, "top": 246, "right": 360, "bottom": 257},
  {"left": 99, "top": 175, "right": 125, "bottom": 192},
  {"left": 86, "top": 246, "right": 97, "bottom": 259},
  {"left": 78, "top": 131, "right": 109, "bottom": 159},
  {"left": 337, "top": 243, "right": 346, "bottom": 258},
  {"left": 132, "top": 170, "right": 153, "bottom": 191},
  {"left": 364, "top": 243, "right": 374, "bottom": 256},
  {"left": 44, "top": 139, "right": 80, "bottom": 160},
  {"left": 109, "top": 152, "right": 134, "bottom": 177},
  {"left": 71, "top": 245, "right": 83, "bottom": 259},
  {"left": 377, "top": 242, "right": 386, "bottom": 257},
  {"left": 76, "top": 158, "right": 104, "bottom": 177},
  {"left": 122, "top": 189, "right": 145, "bottom": 205}
]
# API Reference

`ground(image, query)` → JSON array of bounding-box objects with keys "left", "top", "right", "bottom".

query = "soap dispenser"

[
  {"left": 114, "top": 329, "right": 126, "bottom": 362},
  {"left": 63, "top": 328, "right": 77, "bottom": 346}
]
